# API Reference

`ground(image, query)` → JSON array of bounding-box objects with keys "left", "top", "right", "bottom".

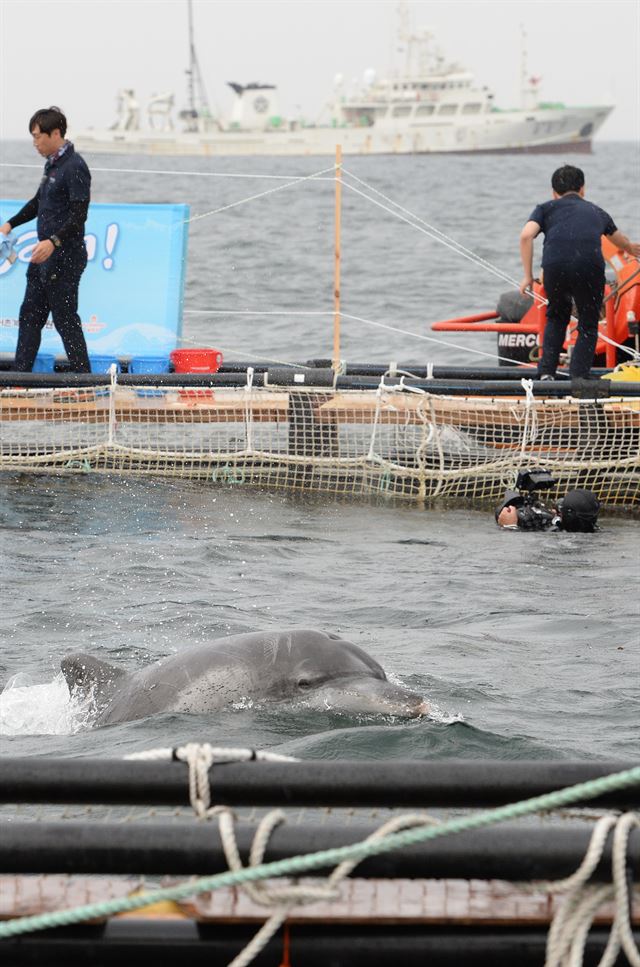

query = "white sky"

[{"left": 0, "top": 0, "right": 638, "bottom": 142}]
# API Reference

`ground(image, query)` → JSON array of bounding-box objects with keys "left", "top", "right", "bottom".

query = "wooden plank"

[
  {"left": 1, "top": 389, "right": 637, "bottom": 431},
  {"left": 2, "top": 876, "right": 638, "bottom": 926},
  {"left": 0, "top": 390, "right": 290, "bottom": 425},
  {"left": 315, "top": 393, "right": 583, "bottom": 428}
]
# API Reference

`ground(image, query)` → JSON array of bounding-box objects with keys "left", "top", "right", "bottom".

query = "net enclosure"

[{"left": 0, "top": 376, "right": 638, "bottom": 508}]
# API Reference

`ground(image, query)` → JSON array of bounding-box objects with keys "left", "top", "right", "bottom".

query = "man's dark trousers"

[
  {"left": 15, "top": 241, "right": 91, "bottom": 372},
  {"left": 538, "top": 260, "right": 604, "bottom": 379}
]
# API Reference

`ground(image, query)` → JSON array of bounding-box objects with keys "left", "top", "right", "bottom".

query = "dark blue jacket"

[{"left": 8, "top": 143, "right": 91, "bottom": 245}]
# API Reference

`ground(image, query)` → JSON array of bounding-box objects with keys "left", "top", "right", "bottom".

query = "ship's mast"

[
  {"left": 185, "top": 0, "right": 212, "bottom": 118},
  {"left": 520, "top": 24, "right": 528, "bottom": 110}
]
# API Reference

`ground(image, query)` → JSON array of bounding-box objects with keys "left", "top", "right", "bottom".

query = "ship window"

[
  {"left": 438, "top": 103, "right": 458, "bottom": 115},
  {"left": 462, "top": 103, "right": 482, "bottom": 114},
  {"left": 392, "top": 105, "right": 413, "bottom": 117},
  {"left": 416, "top": 104, "right": 435, "bottom": 116}
]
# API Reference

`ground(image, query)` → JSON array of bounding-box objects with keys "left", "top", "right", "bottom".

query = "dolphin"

[{"left": 61, "top": 629, "right": 429, "bottom": 727}]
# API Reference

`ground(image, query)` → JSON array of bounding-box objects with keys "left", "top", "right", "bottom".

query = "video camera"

[
  {"left": 495, "top": 468, "right": 559, "bottom": 529},
  {"left": 514, "top": 468, "right": 557, "bottom": 501}
]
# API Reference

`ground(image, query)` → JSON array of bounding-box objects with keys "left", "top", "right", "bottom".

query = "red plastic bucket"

[{"left": 170, "top": 348, "right": 223, "bottom": 374}]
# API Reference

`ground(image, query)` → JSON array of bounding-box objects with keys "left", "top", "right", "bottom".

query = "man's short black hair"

[
  {"left": 29, "top": 106, "right": 67, "bottom": 138},
  {"left": 551, "top": 165, "right": 585, "bottom": 196}
]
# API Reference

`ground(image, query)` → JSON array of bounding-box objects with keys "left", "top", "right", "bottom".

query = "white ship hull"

[{"left": 74, "top": 105, "right": 612, "bottom": 158}]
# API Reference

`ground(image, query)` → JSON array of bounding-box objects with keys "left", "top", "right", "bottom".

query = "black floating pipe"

[
  {"left": 3, "top": 822, "right": 639, "bottom": 880},
  {"left": 1, "top": 758, "right": 638, "bottom": 808},
  {"left": 2, "top": 923, "right": 634, "bottom": 967},
  {"left": 305, "top": 359, "right": 614, "bottom": 381},
  {"left": 0, "top": 370, "right": 634, "bottom": 396}
]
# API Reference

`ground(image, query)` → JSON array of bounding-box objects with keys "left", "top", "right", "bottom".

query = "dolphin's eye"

[{"left": 297, "top": 679, "right": 312, "bottom": 690}]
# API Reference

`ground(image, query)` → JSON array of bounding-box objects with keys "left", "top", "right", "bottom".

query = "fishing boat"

[{"left": 73, "top": 2, "right": 613, "bottom": 158}]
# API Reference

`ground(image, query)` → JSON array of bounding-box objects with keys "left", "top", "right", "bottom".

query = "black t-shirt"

[{"left": 528, "top": 194, "right": 617, "bottom": 269}]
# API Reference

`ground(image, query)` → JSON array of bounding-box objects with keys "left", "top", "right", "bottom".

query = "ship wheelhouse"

[{"left": 338, "top": 71, "right": 492, "bottom": 127}]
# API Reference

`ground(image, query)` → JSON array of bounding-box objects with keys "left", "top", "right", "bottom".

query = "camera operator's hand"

[{"left": 516, "top": 502, "right": 558, "bottom": 531}]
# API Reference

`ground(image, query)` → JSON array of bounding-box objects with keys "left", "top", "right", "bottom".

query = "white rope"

[
  {"left": 0, "top": 161, "right": 335, "bottom": 182},
  {"left": 425, "top": 395, "right": 445, "bottom": 498},
  {"left": 121, "top": 746, "right": 640, "bottom": 967},
  {"left": 340, "top": 170, "right": 640, "bottom": 354},
  {"left": 341, "top": 310, "right": 544, "bottom": 370},
  {"left": 173, "top": 330, "right": 309, "bottom": 369},
  {"left": 342, "top": 166, "right": 527, "bottom": 296},
  {"left": 183, "top": 309, "right": 334, "bottom": 316},
  {"left": 186, "top": 163, "right": 336, "bottom": 225},
  {"left": 366, "top": 379, "right": 386, "bottom": 462},
  {"left": 107, "top": 364, "right": 118, "bottom": 447},
  {"left": 124, "top": 744, "right": 296, "bottom": 764},
  {"left": 611, "top": 812, "right": 640, "bottom": 966},
  {"left": 174, "top": 742, "right": 440, "bottom": 967},
  {"left": 340, "top": 173, "right": 532, "bottom": 297},
  {"left": 543, "top": 812, "right": 640, "bottom": 967},
  {"left": 180, "top": 306, "right": 546, "bottom": 371},
  {"left": 595, "top": 330, "right": 640, "bottom": 360},
  {"left": 518, "top": 378, "right": 539, "bottom": 461},
  {"left": 343, "top": 168, "right": 640, "bottom": 365},
  {"left": 244, "top": 366, "right": 255, "bottom": 453}
]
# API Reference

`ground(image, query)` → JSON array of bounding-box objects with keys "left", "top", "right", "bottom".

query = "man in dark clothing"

[
  {"left": 519, "top": 165, "right": 640, "bottom": 379},
  {"left": 0, "top": 106, "right": 92, "bottom": 372},
  {"left": 495, "top": 488, "right": 600, "bottom": 532}
]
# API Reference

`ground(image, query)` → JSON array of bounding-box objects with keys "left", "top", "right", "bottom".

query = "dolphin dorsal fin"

[{"left": 61, "top": 652, "right": 126, "bottom": 695}]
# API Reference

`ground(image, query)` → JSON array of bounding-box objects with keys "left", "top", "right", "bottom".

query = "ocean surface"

[{"left": 0, "top": 140, "right": 638, "bottom": 763}]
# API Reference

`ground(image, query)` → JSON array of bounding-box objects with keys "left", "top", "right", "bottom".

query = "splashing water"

[
  {"left": 427, "top": 702, "right": 465, "bottom": 726},
  {"left": 0, "top": 672, "right": 94, "bottom": 736}
]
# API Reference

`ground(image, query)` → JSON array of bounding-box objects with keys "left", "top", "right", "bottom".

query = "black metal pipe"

[
  {"left": 1, "top": 923, "right": 635, "bottom": 967},
  {"left": 2, "top": 758, "right": 638, "bottom": 808},
  {"left": 3, "top": 821, "right": 638, "bottom": 879}
]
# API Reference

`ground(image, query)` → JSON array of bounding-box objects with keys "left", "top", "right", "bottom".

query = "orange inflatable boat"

[{"left": 431, "top": 238, "right": 640, "bottom": 369}]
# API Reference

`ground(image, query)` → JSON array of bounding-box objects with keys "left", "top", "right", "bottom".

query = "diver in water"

[{"left": 495, "top": 469, "right": 600, "bottom": 532}]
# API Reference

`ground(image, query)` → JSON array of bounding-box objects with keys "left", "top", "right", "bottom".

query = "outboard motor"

[{"left": 496, "top": 290, "right": 538, "bottom": 366}]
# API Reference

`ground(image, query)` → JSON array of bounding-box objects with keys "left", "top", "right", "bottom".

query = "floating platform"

[{"left": 0, "top": 367, "right": 638, "bottom": 507}]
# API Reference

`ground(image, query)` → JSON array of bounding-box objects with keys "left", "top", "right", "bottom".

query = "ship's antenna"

[
  {"left": 520, "top": 23, "right": 527, "bottom": 110},
  {"left": 396, "top": 0, "right": 410, "bottom": 77},
  {"left": 186, "top": 0, "right": 212, "bottom": 118}
]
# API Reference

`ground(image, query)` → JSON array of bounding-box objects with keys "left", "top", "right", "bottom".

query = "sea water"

[{"left": 0, "top": 141, "right": 638, "bottom": 761}]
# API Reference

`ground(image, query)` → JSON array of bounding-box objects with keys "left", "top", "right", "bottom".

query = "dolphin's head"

[
  {"left": 295, "top": 675, "right": 430, "bottom": 718},
  {"left": 270, "top": 631, "right": 429, "bottom": 718}
]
